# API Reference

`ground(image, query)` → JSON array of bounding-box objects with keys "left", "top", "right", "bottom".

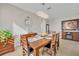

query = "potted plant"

[{"left": 0, "top": 30, "right": 12, "bottom": 47}]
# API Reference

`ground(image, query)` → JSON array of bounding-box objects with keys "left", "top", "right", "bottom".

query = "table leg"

[{"left": 34, "top": 49, "right": 39, "bottom": 56}]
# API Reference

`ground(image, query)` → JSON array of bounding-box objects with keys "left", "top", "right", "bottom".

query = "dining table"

[
  {"left": 29, "top": 35, "right": 52, "bottom": 56},
  {"left": 29, "top": 38, "right": 51, "bottom": 56},
  {"left": 22, "top": 33, "right": 52, "bottom": 56}
]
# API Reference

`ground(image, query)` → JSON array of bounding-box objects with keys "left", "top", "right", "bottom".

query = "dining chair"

[
  {"left": 51, "top": 33, "right": 57, "bottom": 55},
  {"left": 51, "top": 32, "right": 59, "bottom": 50},
  {"left": 20, "top": 35, "right": 33, "bottom": 56},
  {"left": 42, "top": 33, "right": 57, "bottom": 56}
]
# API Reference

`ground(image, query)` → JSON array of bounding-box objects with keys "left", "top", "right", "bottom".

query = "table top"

[
  {"left": 21, "top": 33, "right": 52, "bottom": 49},
  {"left": 29, "top": 38, "right": 50, "bottom": 49},
  {"left": 28, "top": 35, "right": 52, "bottom": 42}
]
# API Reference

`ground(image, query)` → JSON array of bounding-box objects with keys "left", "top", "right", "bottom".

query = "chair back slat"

[
  {"left": 51, "top": 33, "right": 57, "bottom": 43},
  {"left": 20, "top": 35, "right": 30, "bottom": 56},
  {"left": 20, "top": 35, "right": 29, "bottom": 47}
]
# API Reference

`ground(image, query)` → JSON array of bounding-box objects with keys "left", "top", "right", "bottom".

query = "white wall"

[
  {"left": 41, "top": 19, "right": 47, "bottom": 33},
  {"left": 0, "top": 4, "right": 2, "bottom": 29},
  {"left": 1, "top": 4, "right": 43, "bottom": 33},
  {"left": 0, "top": 5, "right": 1, "bottom": 28},
  {"left": 49, "top": 17, "right": 79, "bottom": 33},
  {"left": 0, "top": 3, "right": 44, "bottom": 47},
  {"left": 48, "top": 4, "right": 79, "bottom": 33},
  {"left": 49, "top": 17, "right": 79, "bottom": 39}
]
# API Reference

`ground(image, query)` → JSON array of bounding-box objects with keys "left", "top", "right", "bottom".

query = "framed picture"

[{"left": 62, "top": 20, "right": 78, "bottom": 30}]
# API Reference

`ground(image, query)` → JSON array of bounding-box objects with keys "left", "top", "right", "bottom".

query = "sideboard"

[{"left": 62, "top": 32, "right": 79, "bottom": 41}]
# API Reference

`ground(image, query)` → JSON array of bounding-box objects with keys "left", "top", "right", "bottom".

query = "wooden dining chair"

[
  {"left": 42, "top": 33, "right": 57, "bottom": 56},
  {"left": 51, "top": 33, "right": 57, "bottom": 55},
  {"left": 20, "top": 35, "right": 33, "bottom": 56}
]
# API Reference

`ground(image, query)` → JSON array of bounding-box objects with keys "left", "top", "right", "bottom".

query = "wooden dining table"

[
  {"left": 29, "top": 38, "right": 51, "bottom": 56},
  {"left": 21, "top": 33, "right": 51, "bottom": 56}
]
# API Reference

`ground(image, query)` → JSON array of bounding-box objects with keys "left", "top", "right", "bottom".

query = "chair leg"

[
  {"left": 57, "top": 42, "right": 59, "bottom": 50},
  {"left": 23, "top": 50, "right": 26, "bottom": 56},
  {"left": 50, "top": 50, "right": 52, "bottom": 56},
  {"left": 28, "top": 51, "right": 30, "bottom": 56},
  {"left": 54, "top": 47, "right": 56, "bottom": 56},
  {"left": 42, "top": 48, "right": 45, "bottom": 55},
  {"left": 53, "top": 45, "right": 56, "bottom": 56}
]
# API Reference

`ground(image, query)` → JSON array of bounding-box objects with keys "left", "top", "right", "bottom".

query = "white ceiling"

[{"left": 10, "top": 3, "right": 79, "bottom": 20}]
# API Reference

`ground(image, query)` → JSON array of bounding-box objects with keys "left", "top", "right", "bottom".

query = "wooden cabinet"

[
  {"left": 72, "top": 32, "right": 79, "bottom": 41},
  {"left": 62, "top": 32, "right": 66, "bottom": 39},
  {"left": 62, "top": 32, "right": 79, "bottom": 41}
]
